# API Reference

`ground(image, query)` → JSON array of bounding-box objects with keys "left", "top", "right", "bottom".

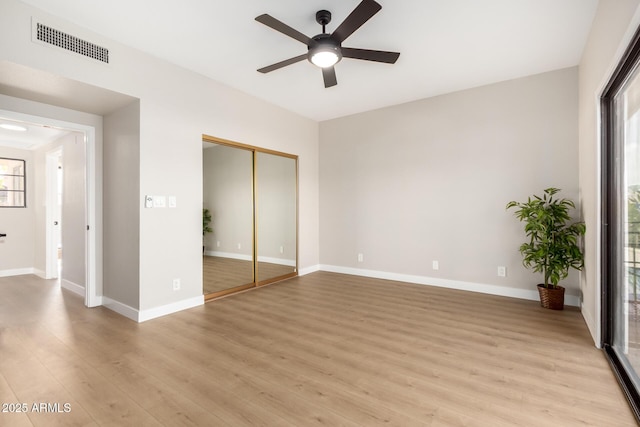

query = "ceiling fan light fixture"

[
  {"left": 310, "top": 49, "right": 341, "bottom": 68},
  {"left": 308, "top": 36, "right": 342, "bottom": 68}
]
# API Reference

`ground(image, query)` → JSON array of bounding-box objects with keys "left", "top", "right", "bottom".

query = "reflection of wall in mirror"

[
  {"left": 256, "top": 153, "right": 296, "bottom": 266},
  {"left": 203, "top": 144, "right": 253, "bottom": 260}
]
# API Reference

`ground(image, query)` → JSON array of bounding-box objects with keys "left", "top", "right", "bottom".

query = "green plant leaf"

[{"left": 507, "top": 188, "right": 585, "bottom": 289}]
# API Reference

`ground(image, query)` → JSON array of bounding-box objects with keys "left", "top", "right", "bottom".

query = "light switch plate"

[
  {"left": 153, "top": 196, "right": 166, "bottom": 208},
  {"left": 144, "top": 195, "right": 153, "bottom": 208}
]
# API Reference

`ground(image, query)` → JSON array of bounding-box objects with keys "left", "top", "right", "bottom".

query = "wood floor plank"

[
  {"left": 189, "top": 298, "right": 555, "bottom": 425},
  {"left": 16, "top": 324, "right": 206, "bottom": 427},
  {"left": 248, "top": 285, "right": 619, "bottom": 405},
  {"left": 0, "top": 272, "right": 636, "bottom": 426},
  {"left": 0, "top": 328, "right": 97, "bottom": 427},
  {"left": 154, "top": 309, "right": 433, "bottom": 426},
  {"left": 0, "top": 371, "right": 33, "bottom": 427},
  {"left": 114, "top": 327, "right": 296, "bottom": 426}
]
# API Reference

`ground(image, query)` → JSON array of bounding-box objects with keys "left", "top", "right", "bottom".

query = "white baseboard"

[
  {"left": 102, "top": 297, "right": 139, "bottom": 322},
  {"left": 33, "top": 269, "right": 46, "bottom": 279},
  {"left": 102, "top": 295, "right": 205, "bottom": 323},
  {"left": 90, "top": 295, "right": 104, "bottom": 307},
  {"left": 298, "top": 264, "right": 320, "bottom": 276},
  {"left": 61, "top": 279, "right": 85, "bottom": 297},
  {"left": 319, "top": 265, "right": 581, "bottom": 307},
  {"left": 138, "top": 295, "right": 204, "bottom": 322},
  {"left": 581, "top": 304, "right": 600, "bottom": 348},
  {"left": 0, "top": 267, "right": 35, "bottom": 278}
]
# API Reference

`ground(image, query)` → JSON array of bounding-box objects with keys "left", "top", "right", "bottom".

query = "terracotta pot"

[{"left": 537, "top": 284, "right": 565, "bottom": 310}]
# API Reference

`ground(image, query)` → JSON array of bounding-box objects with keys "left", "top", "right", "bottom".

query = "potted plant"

[
  {"left": 203, "top": 208, "right": 213, "bottom": 254},
  {"left": 506, "top": 188, "right": 586, "bottom": 310}
]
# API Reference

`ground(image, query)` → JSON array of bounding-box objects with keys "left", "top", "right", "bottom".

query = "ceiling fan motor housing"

[{"left": 308, "top": 33, "right": 342, "bottom": 67}]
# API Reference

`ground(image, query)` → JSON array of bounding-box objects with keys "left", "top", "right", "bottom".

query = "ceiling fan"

[{"left": 255, "top": 0, "right": 400, "bottom": 88}]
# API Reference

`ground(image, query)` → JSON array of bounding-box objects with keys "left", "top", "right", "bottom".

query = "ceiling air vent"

[{"left": 35, "top": 22, "right": 109, "bottom": 64}]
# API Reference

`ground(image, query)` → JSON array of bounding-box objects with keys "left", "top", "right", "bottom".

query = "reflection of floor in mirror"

[
  {"left": 257, "top": 261, "right": 295, "bottom": 283},
  {"left": 203, "top": 256, "right": 295, "bottom": 295},
  {"left": 203, "top": 256, "right": 253, "bottom": 294}
]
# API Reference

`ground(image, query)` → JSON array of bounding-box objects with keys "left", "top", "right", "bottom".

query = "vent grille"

[{"left": 36, "top": 23, "right": 109, "bottom": 63}]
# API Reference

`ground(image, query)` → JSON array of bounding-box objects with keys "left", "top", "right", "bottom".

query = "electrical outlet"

[
  {"left": 432, "top": 260, "right": 439, "bottom": 270},
  {"left": 497, "top": 266, "right": 506, "bottom": 277},
  {"left": 173, "top": 278, "right": 181, "bottom": 291},
  {"left": 357, "top": 253, "right": 364, "bottom": 262}
]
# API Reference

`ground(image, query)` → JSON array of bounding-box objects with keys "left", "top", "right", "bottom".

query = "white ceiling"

[
  {"left": 19, "top": 0, "right": 598, "bottom": 122},
  {"left": 0, "top": 118, "right": 70, "bottom": 150}
]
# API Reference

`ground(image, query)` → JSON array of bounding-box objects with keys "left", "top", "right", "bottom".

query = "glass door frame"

[{"left": 601, "top": 23, "right": 640, "bottom": 421}]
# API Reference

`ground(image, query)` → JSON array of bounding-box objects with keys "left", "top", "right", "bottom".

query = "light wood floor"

[{"left": 0, "top": 272, "right": 636, "bottom": 426}]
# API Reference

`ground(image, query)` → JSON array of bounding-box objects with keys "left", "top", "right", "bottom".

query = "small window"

[{"left": 0, "top": 157, "right": 26, "bottom": 208}]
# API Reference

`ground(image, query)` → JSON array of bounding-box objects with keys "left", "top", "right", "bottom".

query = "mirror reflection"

[
  {"left": 256, "top": 152, "right": 297, "bottom": 284},
  {"left": 202, "top": 142, "right": 254, "bottom": 295}
]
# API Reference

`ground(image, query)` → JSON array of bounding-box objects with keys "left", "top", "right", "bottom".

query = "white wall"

[
  {"left": 59, "top": 132, "right": 85, "bottom": 289},
  {"left": 578, "top": 0, "right": 640, "bottom": 344},
  {"left": 0, "top": 0, "right": 319, "bottom": 318},
  {"left": 320, "top": 67, "right": 580, "bottom": 303},
  {"left": 103, "top": 100, "right": 140, "bottom": 308},
  {"left": 32, "top": 144, "right": 52, "bottom": 277},
  {"left": 0, "top": 146, "right": 34, "bottom": 275}
]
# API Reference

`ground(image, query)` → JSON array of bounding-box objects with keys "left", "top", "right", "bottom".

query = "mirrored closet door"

[
  {"left": 202, "top": 135, "right": 298, "bottom": 300},
  {"left": 255, "top": 152, "right": 297, "bottom": 285},
  {"left": 202, "top": 142, "right": 255, "bottom": 296}
]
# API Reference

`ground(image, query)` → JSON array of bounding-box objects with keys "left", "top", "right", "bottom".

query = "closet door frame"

[{"left": 202, "top": 134, "right": 298, "bottom": 299}]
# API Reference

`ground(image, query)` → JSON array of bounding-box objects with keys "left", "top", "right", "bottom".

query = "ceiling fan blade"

[
  {"left": 256, "top": 14, "right": 315, "bottom": 46},
  {"left": 342, "top": 47, "right": 400, "bottom": 64},
  {"left": 331, "top": 0, "right": 382, "bottom": 43},
  {"left": 258, "top": 54, "right": 307, "bottom": 73},
  {"left": 322, "top": 66, "right": 337, "bottom": 88}
]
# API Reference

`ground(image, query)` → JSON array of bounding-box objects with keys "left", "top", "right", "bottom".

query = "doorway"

[{"left": 0, "top": 109, "right": 98, "bottom": 307}]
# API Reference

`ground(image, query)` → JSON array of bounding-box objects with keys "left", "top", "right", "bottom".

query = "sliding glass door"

[{"left": 602, "top": 26, "right": 640, "bottom": 421}]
